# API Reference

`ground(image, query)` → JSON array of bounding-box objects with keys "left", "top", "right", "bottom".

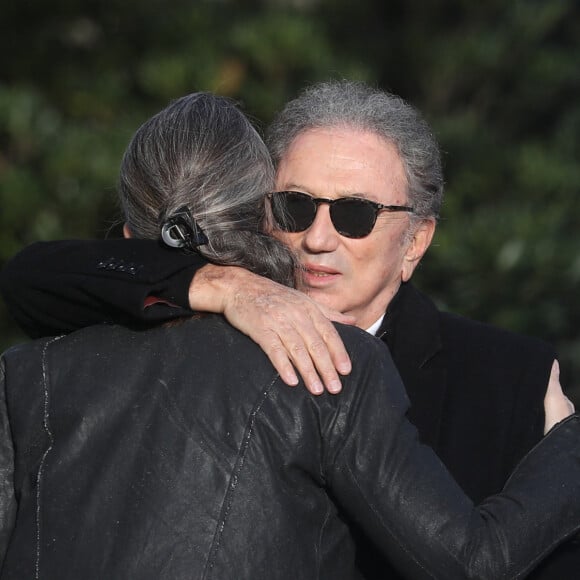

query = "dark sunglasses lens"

[
  {"left": 331, "top": 198, "right": 377, "bottom": 238},
  {"left": 271, "top": 192, "right": 315, "bottom": 232}
]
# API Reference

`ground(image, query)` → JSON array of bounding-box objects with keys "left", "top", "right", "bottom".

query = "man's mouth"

[{"left": 301, "top": 264, "right": 341, "bottom": 285}]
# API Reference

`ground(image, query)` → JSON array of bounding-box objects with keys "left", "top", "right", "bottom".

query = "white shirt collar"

[{"left": 365, "top": 314, "right": 385, "bottom": 336}]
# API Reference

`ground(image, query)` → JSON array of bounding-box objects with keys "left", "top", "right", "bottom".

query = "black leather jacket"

[{"left": 1, "top": 316, "right": 580, "bottom": 579}]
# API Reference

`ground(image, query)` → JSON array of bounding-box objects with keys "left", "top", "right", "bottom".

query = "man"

[{"left": 0, "top": 81, "right": 576, "bottom": 577}]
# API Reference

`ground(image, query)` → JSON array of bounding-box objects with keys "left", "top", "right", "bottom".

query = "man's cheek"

[{"left": 275, "top": 231, "right": 301, "bottom": 252}]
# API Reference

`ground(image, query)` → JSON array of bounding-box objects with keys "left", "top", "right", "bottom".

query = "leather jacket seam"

[
  {"left": 203, "top": 373, "right": 279, "bottom": 577},
  {"left": 35, "top": 336, "right": 64, "bottom": 580}
]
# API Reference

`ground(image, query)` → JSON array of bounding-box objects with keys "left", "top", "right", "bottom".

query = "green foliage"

[{"left": 1, "top": 0, "right": 579, "bottom": 399}]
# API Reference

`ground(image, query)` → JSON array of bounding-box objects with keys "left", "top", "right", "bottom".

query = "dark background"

[{"left": 1, "top": 0, "right": 579, "bottom": 401}]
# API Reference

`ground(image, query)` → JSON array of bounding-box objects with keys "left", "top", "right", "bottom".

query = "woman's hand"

[
  {"left": 543, "top": 360, "right": 575, "bottom": 434},
  {"left": 189, "top": 264, "right": 354, "bottom": 395}
]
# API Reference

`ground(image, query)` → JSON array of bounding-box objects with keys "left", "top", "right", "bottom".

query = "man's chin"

[{"left": 303, "top": 287, "right": 344, "bottom": 312}]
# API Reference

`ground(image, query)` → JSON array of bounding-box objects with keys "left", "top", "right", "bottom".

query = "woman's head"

[{"left": 118, "top": 92, "right": 296, "bottom": 286}]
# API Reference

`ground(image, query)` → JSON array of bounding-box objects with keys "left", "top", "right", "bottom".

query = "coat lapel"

[{"left": 378, "top": 283, "right": 448, "bottom": 449}]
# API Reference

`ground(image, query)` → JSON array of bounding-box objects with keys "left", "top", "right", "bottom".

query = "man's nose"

[{"left": 302, "top": 204, "right": 340, "bottom": 252}]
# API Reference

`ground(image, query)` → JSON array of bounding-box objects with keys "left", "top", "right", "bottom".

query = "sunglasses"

[{"left": 267, "top": 191, "right": 414, "bottom": 239}]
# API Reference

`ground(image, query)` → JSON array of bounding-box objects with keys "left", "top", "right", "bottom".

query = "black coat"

[
  {"left": 2, "top": 317, "right": 580, "bottom": 579},
  {"left": 1, "top": 240, "right": 578, "bottom": 577},
  {"left": 381, "top": 282, "right": 553, "bottom": 502}
]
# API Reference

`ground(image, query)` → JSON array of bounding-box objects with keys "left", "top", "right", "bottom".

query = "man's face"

[{"left": 273, "top": 127, "right": 433, "bottom": 329}]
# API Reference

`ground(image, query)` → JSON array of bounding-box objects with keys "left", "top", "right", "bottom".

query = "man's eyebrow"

[
  {"left": 332, "top": 191, "right": 378, "bottom": 202},
  {"left": 277, "top": 184, "right": 373, "bottom": 199},
  {"left": 276, "top": 182, "right": 309, "bottom": 192}
]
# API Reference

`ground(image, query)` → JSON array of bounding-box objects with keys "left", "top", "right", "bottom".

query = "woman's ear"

[{"left": 122, "top": 223, "right": 132, "bottom": 239}]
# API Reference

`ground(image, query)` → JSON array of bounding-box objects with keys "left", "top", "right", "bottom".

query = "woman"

[{"left": 1, "top": 92, "right": 579, "bottom": 579}]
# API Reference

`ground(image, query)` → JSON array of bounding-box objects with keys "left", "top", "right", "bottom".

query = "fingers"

[
  {"left": 262, "top": 334, "right": 325, "bottom": 395},
  {"left": 267, "top": 295, "right": 353, "bottom": 394},
  {"left": 543, "top": 360, "right": 575, "bottom": 434},
  {"left": 311, "top": 317, "right": 352, "bottom": 377},
  {"left": 257, "top": 320, "right": 349, "bottom": 395},
  {"left": 290, "top": 330, "right": 345, "bottom": 395},
  {"left": 218, "top": 268, "right": 353, "bottom": 395}
]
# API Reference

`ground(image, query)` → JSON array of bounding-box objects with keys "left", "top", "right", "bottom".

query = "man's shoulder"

[
  {"left": 395, "top": 283, "right": 556, "bottom": 365},
  {"left": 438, "top": 309, "right": 556, "bottom": 362}
]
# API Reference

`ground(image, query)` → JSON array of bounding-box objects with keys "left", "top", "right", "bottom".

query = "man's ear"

[
  {"left": 122, "top": 223, "right": 132, "bottom": 239},
  {"left": 401, "top": 218, "right": 436, "bottom": 282}
]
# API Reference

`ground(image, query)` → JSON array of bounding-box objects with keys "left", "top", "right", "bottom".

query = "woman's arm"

[
  {"left": 326, "top": 331, "right": 580, "bottom": 579},
  {"left": 0, "top": 240, "right": 353, "bottom": 393}
]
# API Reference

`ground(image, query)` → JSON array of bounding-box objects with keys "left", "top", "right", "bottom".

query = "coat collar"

[{"left": 376, "top": 282, "right": 448, "bottom": 448}]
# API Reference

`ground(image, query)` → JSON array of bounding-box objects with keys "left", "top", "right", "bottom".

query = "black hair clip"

[{"left": 161, "top": 206, "right": 209, "bottom": 252}]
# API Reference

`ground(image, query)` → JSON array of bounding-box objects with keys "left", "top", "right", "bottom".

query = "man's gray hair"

[
  {"left": 119, "top": 92, "right": 297, "bottom": 286},
  {"left": 266, "top": 80, "right": 444, "bottom": 220}
]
